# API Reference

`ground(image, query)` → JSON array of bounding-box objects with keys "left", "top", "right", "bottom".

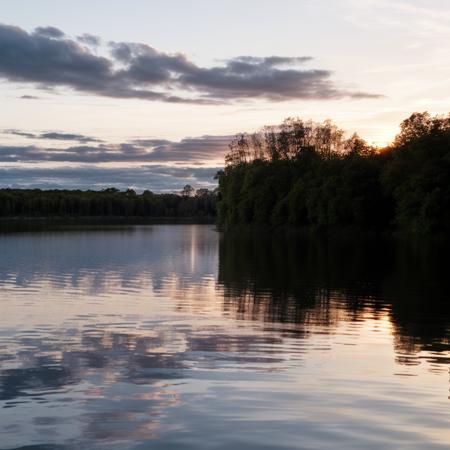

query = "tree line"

[
  {"left": 217, "top": 112, "right": 450, "bottom": 233},
  {"left": 0, "top": 186, "right": 217, "bottom": 219}
]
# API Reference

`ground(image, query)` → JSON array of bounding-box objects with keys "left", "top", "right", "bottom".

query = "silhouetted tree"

[
  {"left": 382, "top": 112, "right": 450, "bottom": 232},
  {"left": 218, "top": 113, "right": 450, "bottom": 233},
  {"left": 181, "top": 184, "right": 195, "bottom": 197}
]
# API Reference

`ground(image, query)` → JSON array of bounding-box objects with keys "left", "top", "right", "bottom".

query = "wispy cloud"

[
  {"left": 4, "top": 129, "right": 102, "bottom": 143},
  {"left": 19, "top": 94, "right": 39, "bottom": 99},
  {"left": 0, "top": 23, "right": 381, "bottom": 104},
  {"left": 0, "top": 134, "right": 231, "bottom": 164}
]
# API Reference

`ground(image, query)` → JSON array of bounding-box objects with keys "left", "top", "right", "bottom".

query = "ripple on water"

[{"left": 0, "top": 225, "right": 449, "bottom": 450}]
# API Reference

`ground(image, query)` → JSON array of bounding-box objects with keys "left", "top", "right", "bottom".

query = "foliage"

[
  {"left": 382, "top": 112, "right": 450, "bottom": 233},
  {"left": 218, "top": 113, "right": 450, "bottom": 233},
  {"left": 0, "top": 187, "right": 218, "bottom": 219}
]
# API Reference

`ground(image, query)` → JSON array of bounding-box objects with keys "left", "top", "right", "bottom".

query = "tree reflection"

[
  {"left": 1, "top": 227, "right": 449, "bottom": 449},
  {"left": 218, "top": 230, "right": 450, "bottom": 362}
]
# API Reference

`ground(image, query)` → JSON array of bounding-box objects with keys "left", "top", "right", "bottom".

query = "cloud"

[
  {"left": 0, "top": 165, "right": 220, "bottom": 191},
  {"left": 0, "top": 135, "right": 231, "bottom": 164},
  {"left": 4, "top": 130, "right": 35, "bottom": 139},
  {"left": 0, "top": 23, "right": 381, "bottom": 103},
  {"left": 0, "top": 130, "right": 229, "bottom": 191},
  {"left": 77, "top": 33, "right": 101, "bottom": 47},
  {"left": 40, "top": 132, "right": 102, "bottom": 142},
  {"left": 34, "top": 26, "right": 65, "bottom": 39},
  {"left": 19, "top": 94, "right": 39, "bottom": 99},
  {"left": 4, "top": 129, "right": 102, "bottom": 143},
  {"left": 135, "top": 135, "right": 232, "bottom": 162},
  {"left": 175, "top": 55, "right": 376, "bottom": 101}
]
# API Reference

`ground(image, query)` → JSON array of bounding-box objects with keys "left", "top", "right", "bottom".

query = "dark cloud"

[
  {"left": 142, "top": 135, "right": 231, "bottom": 162},
  {"left": 0, "top": 165, "right": 220, "bottom": 191},
  {"left": 40, "top": 132, "right": 102, "bottom": 142},
  {"left": 4, "top": 129, "right": 102, "bottom": 143},
  {"left": 77, "top": 33, "right": 101, "bottom": 47},
  {"left": 131, "top": 138, "right": 173, "bottom": 146},
  {"left": 4, "top": 130, "right": 35, "bottom": 139},
  {"left": 0, "top": 23, "right": 381, "bottom": 103},
  {"left": 0, "top": 135, "right": 231, "bottom": 164},
  {"left": 33, "top": 26, "right": 65, "bottom": 39},
  {"left": 19, "top": 94, "right": 39, "bottom": 99}
]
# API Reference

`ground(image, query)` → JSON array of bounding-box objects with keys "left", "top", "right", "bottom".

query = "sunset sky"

[{"left": 1, "top": 0, "right": 449, "bottom": 191}]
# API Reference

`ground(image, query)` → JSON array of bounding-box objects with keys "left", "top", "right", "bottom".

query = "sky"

[{"left": 0, "top": 0, "right": 449, "bottom": 191}]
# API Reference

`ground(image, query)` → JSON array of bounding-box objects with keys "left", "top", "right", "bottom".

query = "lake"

[{"left": 0, "top": 225, "right": 449, "bottom": 450}]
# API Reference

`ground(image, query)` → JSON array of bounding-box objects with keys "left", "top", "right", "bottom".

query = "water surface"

[{"left": 0, "top": 225, "right": 449, "bottom": 449}]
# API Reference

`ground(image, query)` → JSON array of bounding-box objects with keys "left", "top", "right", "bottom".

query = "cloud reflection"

[{"left": 0, "top": 225, "right": 449, "bottom": 449}]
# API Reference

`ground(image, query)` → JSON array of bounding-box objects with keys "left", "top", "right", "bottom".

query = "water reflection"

[
  {"left": 0, "top": 225, "right": 449, "bottom": 450},
  {"left": 218, "top": 231, "right": 450, "bottom": 365}
]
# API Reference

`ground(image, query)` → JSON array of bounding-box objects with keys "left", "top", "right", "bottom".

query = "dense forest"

[
  {"left": 0, "top": 186, "right": 217, "bottom": 219},
  {"left": 217, "top": 112, "right": 450, "bottom": 233}
]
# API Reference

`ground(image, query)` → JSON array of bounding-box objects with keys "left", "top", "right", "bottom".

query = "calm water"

[{"left": 0, "top": 225, "right": 449, "bottom": 450}]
